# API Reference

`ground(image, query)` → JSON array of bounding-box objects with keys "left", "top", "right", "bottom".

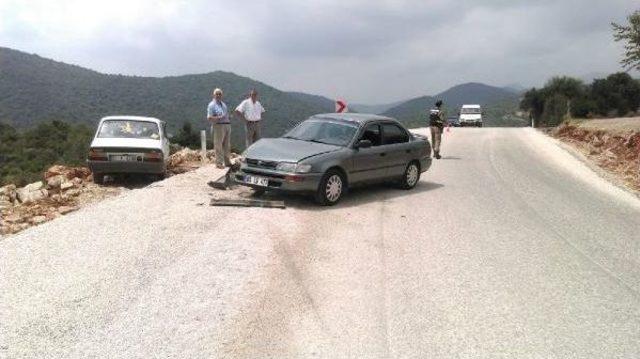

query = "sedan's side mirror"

[{"left": 355, "top": 139, "right": 372, "bottom": 149}]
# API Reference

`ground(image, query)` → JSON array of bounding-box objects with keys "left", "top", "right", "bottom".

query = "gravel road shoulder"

[{"left": 0, "top": 164, "right": 289, "bottom": 358}]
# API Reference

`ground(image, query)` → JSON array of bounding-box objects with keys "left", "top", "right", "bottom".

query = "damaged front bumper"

[{"left": 233, "top": 165, "right": 322, "bottom": 193}]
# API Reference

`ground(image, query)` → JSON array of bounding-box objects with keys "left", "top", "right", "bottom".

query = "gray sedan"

[{"left": 234, "top": 113, "right": 432, "bottom": 205}]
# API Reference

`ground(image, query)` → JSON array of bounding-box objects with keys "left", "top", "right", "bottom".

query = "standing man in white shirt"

[{"left": 235, "top": 89, "right": 266, "bottom": 148}]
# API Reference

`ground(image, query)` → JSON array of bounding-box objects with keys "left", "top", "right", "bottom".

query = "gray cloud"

[{"left": 0, "top": 0, "right": 637, "bottom": 103}]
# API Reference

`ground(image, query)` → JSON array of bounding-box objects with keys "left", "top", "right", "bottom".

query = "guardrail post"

[{"left": 201, "top": 130, "right": 207, "bottom": 163}]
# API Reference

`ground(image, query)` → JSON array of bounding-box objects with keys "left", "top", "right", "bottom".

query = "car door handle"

[{"left": 380, "top": 153, "right": 386, "bottom": 157}]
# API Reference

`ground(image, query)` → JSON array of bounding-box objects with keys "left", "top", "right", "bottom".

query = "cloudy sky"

[{"left": 0, "top": 0, "right": 637, "bottom": 103}]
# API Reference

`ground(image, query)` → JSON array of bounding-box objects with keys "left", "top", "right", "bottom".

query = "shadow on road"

[
  {"left": 101, "top": 174, "right": 162, "bottom": 190},
  {"left": 439, "top": 156, "right": 462, "bottom": 160},
  {"left": 260, "top": 180, "right": 445, "bottom": 211}
]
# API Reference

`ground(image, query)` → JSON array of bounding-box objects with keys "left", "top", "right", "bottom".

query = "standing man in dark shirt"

[{"left": 429, "top": 100, "right": 446, "bottom": 159}]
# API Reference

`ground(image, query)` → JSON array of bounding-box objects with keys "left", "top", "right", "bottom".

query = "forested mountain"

[
  {"left": 285, "top": 91, "right": 335, "bottom": 112},
  {"left": 350, "top": 101, "right": 405, "bottom": 115},
  {"left": 0, "top": 47, "right": 531, "bottom": 184},
  {"left": 0, "top": 46, "right": 528, "bottom": 155},
  {"left": 382, "top": 82, "right": 524, "bottom": 127},
  {"left": 437, "top": 82, "right": 519, "bottom": 109},
  {"left": 0, "top": 47, "right": 329, "bottom": 150},
  {"left": 382, "top": 95, "right": 436, "bottom": 124}
]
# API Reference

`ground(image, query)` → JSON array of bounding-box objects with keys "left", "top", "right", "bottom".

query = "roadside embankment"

[
  {"left": 1, "top": 148, "right": 235, "bottom": 236},
  {"left": 549, "top": 117, "right": 640, "bottom": 193}
]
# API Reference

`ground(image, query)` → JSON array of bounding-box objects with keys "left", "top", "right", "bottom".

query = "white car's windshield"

[
  {"left": 283, "top": 120, "right": 358, "bottom": 146},
  {"left": 97, "top": 120, "right": 160, "bottom": 139},
  {"left": 461, "top": 108, "right": 482, "bottom": 114}
]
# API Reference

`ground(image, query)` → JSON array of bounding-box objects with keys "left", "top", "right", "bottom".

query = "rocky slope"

[
  {"left": 0, "top": 148, "right": 231, "bottom": 236},
  {"left": 550, "top": 118, "right": 640, "bottom": 193}
]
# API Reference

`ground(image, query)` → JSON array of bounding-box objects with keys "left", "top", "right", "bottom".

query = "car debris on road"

[
  {"left": 206, "top": 162, "right": 285, "bottom": 208},
  {"left": 210, "top": 198, "right": 285, "bottom": 208}
]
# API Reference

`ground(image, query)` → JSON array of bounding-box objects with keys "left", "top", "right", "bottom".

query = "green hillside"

[
  {"left": 382, "top": 82, "right": 524, "bottom": 128},
  {"left": 285, "top": 91, "right": 335, "bottom": 112},
  {"left": 350, "top": 101, "right": 405, "bottom": 114},
  {"left": 0, "top": 47, "right": 330, "bottom": 150}
]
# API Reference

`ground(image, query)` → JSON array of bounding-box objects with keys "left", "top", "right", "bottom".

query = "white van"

[{"left": 459, "top": 104, "right": 483, "bottom": 127}]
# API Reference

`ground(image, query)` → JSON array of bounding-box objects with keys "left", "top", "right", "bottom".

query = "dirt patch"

[
  {"left": 572, "top": 117, "right": 640, "bottom": 134},
  {"left": 551, "top": 122, "right": 640, "bottom": 193}
]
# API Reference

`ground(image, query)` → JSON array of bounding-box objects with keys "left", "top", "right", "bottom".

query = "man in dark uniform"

[{"left": 429, "top": 100, "right": 446, "bottom": 159}]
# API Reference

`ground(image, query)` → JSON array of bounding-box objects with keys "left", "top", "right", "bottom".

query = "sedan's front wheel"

[
  {"left": 315, "top": 169, "right": 345, "bottom": 206},
  {"left": 399, "top": 161, "right": 420, "bottom": 189}
]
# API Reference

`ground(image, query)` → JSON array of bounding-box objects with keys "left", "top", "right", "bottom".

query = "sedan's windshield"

[
  {"left": 97, "top": 120, "right": 160, "bottom": 139},
  {"left": 284, "top": 119, "right": 358, "bottom": 146}
]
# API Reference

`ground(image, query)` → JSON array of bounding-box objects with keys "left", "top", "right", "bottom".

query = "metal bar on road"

[{"left": 210, "top": 198, "right": 285, "bottom": 209}]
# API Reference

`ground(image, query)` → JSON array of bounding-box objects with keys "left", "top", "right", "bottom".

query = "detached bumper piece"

[{"left": 210, "top": 198, "right": 285, "bottom": 209}]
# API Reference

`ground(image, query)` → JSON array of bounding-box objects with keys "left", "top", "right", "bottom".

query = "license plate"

[
  {"left": 245, "top": 175, "right": 269, "bottom": 187},
  {"left": 110, "top": 155, "right": 137, "bottom": 162}
]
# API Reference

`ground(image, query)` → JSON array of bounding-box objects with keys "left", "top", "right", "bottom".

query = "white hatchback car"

[{"left": 87, "top": 116, "right": 170, "bottom": 183}]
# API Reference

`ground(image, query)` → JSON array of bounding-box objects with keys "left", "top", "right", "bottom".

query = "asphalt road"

[{"left": 2, "top": 128, "right": 640, "bottom": 358}]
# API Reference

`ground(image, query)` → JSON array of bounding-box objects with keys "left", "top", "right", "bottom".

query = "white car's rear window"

[{"left": 98, "top": 120, "right": 160, "bottom": 139}]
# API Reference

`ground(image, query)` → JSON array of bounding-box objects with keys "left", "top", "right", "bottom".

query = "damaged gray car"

[{"left": 234, "top": 113, "right": 432, "bottom": 205}]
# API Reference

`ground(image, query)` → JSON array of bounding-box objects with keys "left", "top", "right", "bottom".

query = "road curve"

[{"left": 2, "top": 128, "right": 640, "bottom": 358}]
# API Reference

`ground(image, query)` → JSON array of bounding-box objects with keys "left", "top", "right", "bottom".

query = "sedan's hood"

[
  {"left": 245, "top": 138, "right": 341, "bottom": 162},
  {"left": 90, "top": 137, "right": 162, "bottom": 149}
]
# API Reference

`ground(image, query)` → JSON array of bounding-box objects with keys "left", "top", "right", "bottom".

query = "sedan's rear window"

[
  {"left": 382, "top": 123, "right": 409, "bottom": 144},
  {"left": 97, "top": 120, "right": 160, "bottom": 139}
]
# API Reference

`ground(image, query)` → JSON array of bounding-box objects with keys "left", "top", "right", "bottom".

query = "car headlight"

[
  {"left": 276, "top": 162, "right": 312, "bottom": 173},
  {"left": 276, "top": 162, "right": 297, "bottom": 172},
  {"left": 296, "top": 164, "right": 312, "bottom": 173}
]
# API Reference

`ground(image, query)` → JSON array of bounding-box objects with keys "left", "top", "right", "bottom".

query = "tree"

[
  {"left": 591, "top": 72, "right": 640, "bottom": 116},
  {"left": 570, "top": 96, "right": 595, "bottom": 118},
  {"left": 612, "top": 10, "right": 640, "bottom": 71},
  {"left": 544, "top": 77, "right": 584, "bottom": 100},
  {"left": 171, "top": 122, "right": 201, "bottom": 148},
  {"left": 0, "top": 121, "right": 93, "bottom": 186},
  {"left": 544, "top": 76, "right": 585, "bottom": 118},
  {"left": 542, "top": 94, "right": 569, "bottom": 126},
  {"left": 520, "top": 88, "right": 545, "bottom": 126},
  {"left": 520, "top": 77, "right": 586, "bottom": 126}
]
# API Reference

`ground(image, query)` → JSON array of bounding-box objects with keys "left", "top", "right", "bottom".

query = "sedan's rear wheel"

[
  {"left": 400, "top": 161, "right": 420, "bottom": 189},
  {"left": 315, "top": 169, "right": 345, "bottom": 206}
]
